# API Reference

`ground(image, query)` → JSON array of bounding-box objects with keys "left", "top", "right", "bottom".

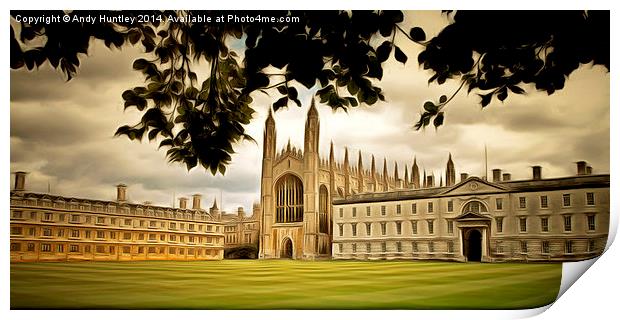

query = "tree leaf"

[
  {"left": 439, "top": 95, "right": 447, "bottom": 103},
  {"left": 433, "top": 112, "right": 444, "bottom": 128},
  {"left": 394, "top": 46, "right": 408, "bottom": 64},
  {"left": 376, "top": 41, "right": 392, "bottom": 63},
  {"left": 409, "top": 27, "right": 426, "bottom": 42},
  {"left": 509, "top": 85, "right": 525, "bottom": 94}
]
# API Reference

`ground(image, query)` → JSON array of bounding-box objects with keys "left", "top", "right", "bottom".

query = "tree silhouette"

[{"left": 10, "top": 10, "right": 609, "bottom": 174}]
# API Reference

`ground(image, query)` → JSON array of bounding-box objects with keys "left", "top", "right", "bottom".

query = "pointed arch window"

[
  {"left": 275, "top": 174, "right": 304, "bottom": 223},
  {"left": 319, "top": 185, "right": 329, "bottom": 233}
]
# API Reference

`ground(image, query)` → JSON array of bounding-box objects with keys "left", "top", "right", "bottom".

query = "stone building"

[
  {"left": 259, "top": 100, "right": 609, "bottom": 262},
  {"left": 221, "top": 203, "right": 261, "bottom": 249},
  {"left": 9, "top": 172, "right": 225, "bottom": 262}
]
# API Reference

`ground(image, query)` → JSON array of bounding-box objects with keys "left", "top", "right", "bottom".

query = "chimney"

[
  {"left": 532, "top": 166, "right": 542, "bottom": 180},
  {"left": 586, "top": 166, "right": 593, "bottom": 175},
  {"left": 492, "top": 169, "right": 502, "bottom": 182},
  {"left": 460, "top": 173, "right": 469, "bottom": 181},
  {"left": 237, "top": 207, "right": 244, "bottom": 218},
  {"left": 116, "top": 184, "right": 127, "bottom": 202},
  {"left": 179, "top": 197, "right": 188, "bottom": 209},
  {"left": 14, "top": 171, "right": 27, "bottom": 191},
  {"left": 192, "top": 194, "right": 202, "bottom": 210},
  {"left": 502, "top": 173, "right": 511, "bottom": 181},
  {"left": 576, "top": 161, "right": 587, "bottom": 175}
]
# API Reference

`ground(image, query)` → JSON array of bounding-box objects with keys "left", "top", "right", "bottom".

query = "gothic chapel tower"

[{"left": 259, "top": 100, "right": 330, "bottom": 260}]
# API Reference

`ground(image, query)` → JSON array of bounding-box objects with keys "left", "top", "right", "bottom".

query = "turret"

[
  {"left": 343, "top": 147, "right": 350, "bottom": 197},
  {"left": 357, "top": 150, "right": 364, "bottom": 193},
  {"left": 412, "top": 157, "right": 420, "bottom": 189},
  {"left": 382, "top": 157, "right": 388, "bottom": 191},
  {"left": 445, "top": 153, "right": 456, "bottom": 187}
]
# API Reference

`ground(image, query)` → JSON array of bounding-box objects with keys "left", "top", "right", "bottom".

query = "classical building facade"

[
  {"left": 221, "top": 203, "right": 261, "bottom": 249},
  {"left": 9, "top": 173, "right": 225, "bottom": 262},
  {"left": 259, "top": 100, "right": 609, "bottom": 262}
]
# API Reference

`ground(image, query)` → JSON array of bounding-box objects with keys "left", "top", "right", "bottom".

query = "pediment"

[
  {"left": 440, "top": 177, "right": 508, "bottom": 196},
  {"left": 455, "top": 212, "right": 491, "bottom": 221}
]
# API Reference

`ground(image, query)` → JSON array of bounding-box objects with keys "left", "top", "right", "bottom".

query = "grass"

[{"left": 10, "top": 259, "right": 561, "bottom": 309}]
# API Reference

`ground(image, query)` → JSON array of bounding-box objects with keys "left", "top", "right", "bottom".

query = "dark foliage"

[{"left": 10, "top": 10, "right": 610, "bottom": 173}]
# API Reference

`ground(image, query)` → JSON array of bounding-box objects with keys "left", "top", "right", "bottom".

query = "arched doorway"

[
  {"left": 465, "top": 229, "right": 482, "bottom": 262},
  {"left": 281, "top": 238, "right": 293, "bottom": 259}
]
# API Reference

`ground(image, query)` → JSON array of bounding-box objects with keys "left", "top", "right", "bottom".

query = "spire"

[
  {"left": 307, "top": 97, "right": 319, "bottom": 119},
  {"left": 404, "top": 166, "right": 409, "bottom": 188},
  {"left": 412, "top": 156, "right": 420, "bottom": 189},
  {"left": 211, "top": 197, "right": 218, "bottom": 210},
  {"left": 358, "top": 150, "right": 363, "bottom": 172},
  {"left": 423, "top": 168, "right": 427, "bottom": 188},
  {"left": 394, "top": 161, "right": 400, "bottom": 181},
  {"left": 446, "top": 152, "right": 456, "bottom": 187},
  {"left": 266, "top": 107, "right": 275, "bottom": 126},
  {"left": 440, "top": 175, "right": 443, "bottom": 187},
  {"left": 371, "top": 155, "right": 376, "bottom": 177},
  {"left": 329, "top": 141, "right": 334, "bottom": 164},
  {"left": 382, "top": 157, "right": 388, "bottom": 179},
  {"left": 343, "top": 147, "right": 350, "bottom": 172},
  {"left": 286, "top": 139, "right": 291, "bottom": 152}
]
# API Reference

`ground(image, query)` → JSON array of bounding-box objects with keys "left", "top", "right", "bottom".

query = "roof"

[{"left": 333, "top": 174, "right": 609, "bottom": 205}]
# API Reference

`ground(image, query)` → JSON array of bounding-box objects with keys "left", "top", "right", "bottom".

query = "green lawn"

[{"left": 10, "top": 260, "right": 561, "bottom": 309}]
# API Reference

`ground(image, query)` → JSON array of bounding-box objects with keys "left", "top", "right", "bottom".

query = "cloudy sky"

[{"left": 10, "top": 11, "right": 610, "bottom": 213}]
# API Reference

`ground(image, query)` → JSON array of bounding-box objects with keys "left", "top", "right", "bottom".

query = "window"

[
  {"left": 149, "top": 221, "right": 157, "bottom": 228},
  {"left": 30, "top": 212, "right": 37, "bottom": 220},
  {"left": 587, "top": 215, "right": 596, "bottom": 231},
  {"left": 71, "top": 229, "right": 80, "bottom": 238},
  {"left": 10, "top": 226, "right": 23, "bottom": 235},
  {"left": 396, "top": 204, "right": 401, "bottom": 215},
  {"left": 496, "top": 198, "right": 503, "bottom": 210},
  {"left": 41, "top": 243, "right": 51, "bottom": 252},
  {"left": 366, "top": 223, "right": 371, "bottom": 236},
  {"left": 562, "top": 194, "right": 571, "bottom": 207},
  {"left": 536, "top": 196, "right": 547, "bottom": 210},
  {"left": 123, "top": 246, "right": 131, "bottom": 254},
  {"left": 189, "top": 236, "right": 195, "bottom": 243},
  {"left": 148, "top": 247, "right": 157, "bottom": 254},
  {"left": 564, "top": 216, "right": 572, "bottom": 232},
  {"left": 542, "top": 241, "right": 550, "bottom": 254},
  {"left": 96, "top": 231, "right": 105, "bottom": 239},
  {"left": 352, "top": 243, "right": 357, "bottom": 253},
  {"left": 428, "top": 241, "right": 434, "bottom": 253},
  {"left": 565, "top": 240, "right": 573, "bottom": 254},
  {"left": 412, "top": 241, "right": 418, "bottom": 252},
  {"left": 588, "top": 240, "right": 596, "bottom": 252},
  {"left": 338, "top": 224, "right": 343, "bottom": 237},
  {"left": 124, "top": 219, "right": 132, "bottom": 226},
  {"left": 448, "top": 241, "right": 454, "bottom": 253},
  {"left": 139, "top": 220, "right": 145, "bottom": 227},
  {"left": 447, "top": 221, "right": 454, "bottom": 234},
  {"left": 338, "top": 243, "right": 343, "bottom": 253},
  {"left": 44, "top": 213, "right": 53, "bottom": 221},
  {"left": 381, "top": 242, "right": 386, "bottom": 253},
  {"left": 123, "top": 232, "right": 131, "bottom": 240},
  {"left": 12, "top": 210, "right": 23, "bottom": 219},
  {"left": 496, "top": 242, "right": 504, "bottom": 254},
  {"left": 541, "top": 217, "right": 549, "bottom": 232},
  {"left": 352, "top": 224, "right": 357, "bottom": 237},
  {"left": 396, "top": 241, "right": 402, "bottom": 252},
  {"left": 189, "top": 224, "right": 195, "bottom": 231},
  {"left": 366, "top": 243, "right": 371, "bottom": 253},
  {"left": 170, "top": 234, "right": 177, "bottom": 242},
  {"left": 366, "top": 206, "right": 371, "bottom": 216},
  {"left": 110, "top": 218, "right": 116, "bottom": 225},
  {"left": 110, "top": 232, "right": 117, "bottom": 239},
  {"left": 149, "top": 234, "right": 157, "bottom": 241},
  {"left": 10, "top": 243, "right": 21, "bottom": 251},
  {"left": 207, "top": 225, "right": 212, "bottom": 232},
  {"left": 97, "top": 216, "right": 105, "bottom": 224},
  {"left": 427, "top": 220, "right": 434, "bottom": 234},
  {"left": 57, "top": 229, "right": 64, "bottom": 237},
  {"left": 169, "top": 222, "right": 177, "bottom": 230},
  {"left": 447, "top": 200, "right": 453, "bottom": 212},
  {"left": 85, "top": 230, "right": 91, "bottom": 238},
  {"left": 427, "top": 202, "right": 434, "bottom": 213},
  {"left": 85, "top": 216, "right": 91, "bottom": 224},
  {"left": 339, "top": 208, "right": 343, "bottom": 218},
  {"left": 70, "top": 244, "right": 79, "bottom": 253},
  {"left": 380, "top": 222, "right": 387, "bottom": 235},
  {"left": 496, "top": 217, "right": 504, "bottom": 233},
  {"left": 519, "top": 197, "right": 526, "bottom": 209},
  {"left": 519, "top": 218, "right": 527, "bottom": 232},
  {"left": 381, "top": 206, "right": 386, "bottom": 216},
  {"left": 520, "top": 241, "right": 528, "bottom": 253},
  {"left": 411, "top": 203, "right": 417, "bottom": 214},
  {"left": 56, "top": 244, "right": 64, "bottom": 253},
  {"left": 27, "top": 243, "right": 35, "bottom": 251},
  {"left": 29, "top": 227, "right": 35, "bottom": 236},
  {"left": 411, "top": 221, "right": 418, "bottom": 234},
  {"left": 395, "top": 221, "right": 402, "bottom": 235},
  {"left": 586, "top": 192, "right": 595, "bottom": 206},
  {"left": 352, "top": 207, "right": 357, "bottom": 217},
  {"left": 43, "top": 228, "right": 52, "bottom": 236}
]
